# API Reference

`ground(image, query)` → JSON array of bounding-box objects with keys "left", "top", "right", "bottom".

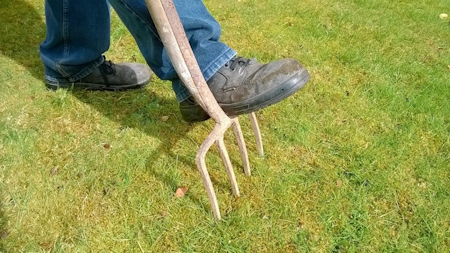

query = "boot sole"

[{"left": 45, "top": 81, "right": 149, "bottom": 91}]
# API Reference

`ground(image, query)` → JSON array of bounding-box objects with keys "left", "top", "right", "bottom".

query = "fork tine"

[
  {"left": 196, "top": 124, "right": 227, "bottom": 220},
  {"left": 249, "top": 112, "right": 264, "bottom": 157},
  {"left": 231, "top": 118, "right": 251, "bottom": 176},
  {"left": 216, "top": 137, "right": 240, "bottom": 197}
]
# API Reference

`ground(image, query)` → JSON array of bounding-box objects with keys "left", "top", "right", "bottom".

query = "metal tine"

[
  {"left": 145, "top": 0, "right": 263, "bottom": 220},
  {"left": 215, "top": 136, "right": 240, "bottom": 197},
  {"left": 249, "top": 112, "right": 264, "bottom": 157},
  {"left": 196, "top": 124, "right": 229, "bottom": 220},
  {"left": 231, "top": 117, "right": 251, "bottom": 176}
]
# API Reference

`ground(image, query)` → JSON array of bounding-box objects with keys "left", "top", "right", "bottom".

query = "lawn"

[{"left": 1, "top": 0, "right": 449, "bottom": 252}]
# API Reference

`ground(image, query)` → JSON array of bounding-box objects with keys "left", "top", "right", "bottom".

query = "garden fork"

[{"left": 145, "top": 0, "right": 264, "bottom": 220}]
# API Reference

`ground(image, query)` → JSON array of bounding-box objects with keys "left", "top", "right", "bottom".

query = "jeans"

[{"left": 40, "top": 0, "right": 236, "bottom": 102}]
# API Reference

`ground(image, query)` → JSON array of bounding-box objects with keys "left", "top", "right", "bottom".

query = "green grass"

[{"left": 1, "top": 0, "right": 450, "bottom": 252}]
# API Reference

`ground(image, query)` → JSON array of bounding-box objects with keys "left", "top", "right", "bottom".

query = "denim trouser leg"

[
  {"left": 108, "top": 0, "right": 236, "bottom": 102},
  {"left": 40, "top": 0, "right": 111, "bottom": 84},
  {"left": 40, "top": 0, "right": 236, "bottom": 102}
]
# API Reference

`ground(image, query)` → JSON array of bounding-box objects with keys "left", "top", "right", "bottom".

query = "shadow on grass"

[
  {"left": 0, "top": 202, "right": 7, "bottom": 251},
  {"left": 0, "top": 0, "right": 210, "bottom": 212},
  {"left": 72, "top": 89, "right": 207, "bottom": 208},
  {"left": 0, "top": 0, "right": 45, "bottom": 80}
]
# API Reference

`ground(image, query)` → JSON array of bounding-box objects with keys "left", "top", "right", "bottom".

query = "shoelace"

[
  {"left": 99, "top": 59, "right": 116, "bottom": 75},
  {"left": 226, "top": 56, "right": 251, "bottom": 72},
  {"left": 98, "top": 57, "right": 116, "bottom": 85}
]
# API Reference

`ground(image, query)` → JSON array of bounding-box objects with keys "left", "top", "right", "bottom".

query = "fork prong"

[
  {"left": 249, "top": 112, "right": 264, "bottom": 157},
  {"left": 231, "top": 118, "right": 251, "bottom": 176},
  {"left": 216, "top": 137, "right": 240, "bottom": 197},
  {"left": 196, "top": 155, "right": 221, "bottom": 220},
  {"left": 196, "top": 124, "right": 228, "bottom": 220}
]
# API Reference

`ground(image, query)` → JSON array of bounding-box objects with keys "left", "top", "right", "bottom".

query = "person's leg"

[
  {"left": 108, "top": 0, "right": 236, "bottom": 102},
  {"left": 40, "top": 0, "right": 151, "bottom": 90},
  {"left": 109, "top": 0, "right": 309, "bottom": 121},
  {"left": 40, "top": 0, "right": 111, "bottom": 83}
]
